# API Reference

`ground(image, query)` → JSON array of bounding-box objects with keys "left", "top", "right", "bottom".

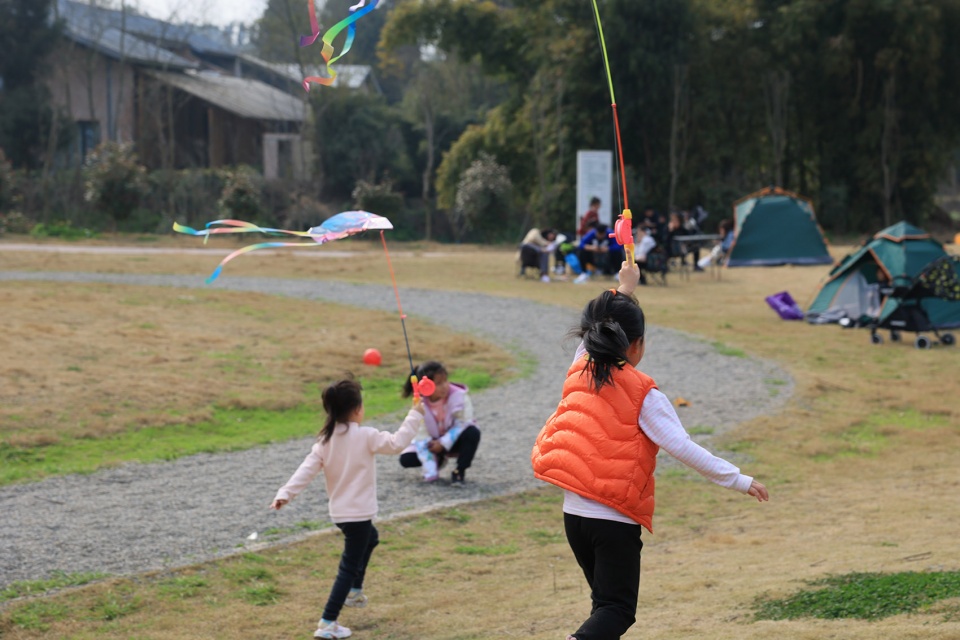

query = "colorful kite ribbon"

[
  {"left": 591, "top": 0, "right": 634, "bottom": 265},
  {"left": 299, "top": 0, "right": 379, "bottom": 91},
  {"left": 173, "top": 212, "right": 392, "bottom": 283}
]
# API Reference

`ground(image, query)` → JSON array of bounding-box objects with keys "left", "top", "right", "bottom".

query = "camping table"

[{"left": 673, "top": 233, "right": 721, "bottom": 246}]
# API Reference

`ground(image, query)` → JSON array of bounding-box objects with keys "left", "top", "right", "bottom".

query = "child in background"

[
  {"left": 698, "top": 218, "right": 735, "bottom": 269},
  {"left": 271, "top": 378, "right": 424, "bottom": 639},
  {"left": 532, "top": 262, "right": 769, "bottom": 640},
  {"left": 399, "top": 361, "right": 481, "bottom": 486}
]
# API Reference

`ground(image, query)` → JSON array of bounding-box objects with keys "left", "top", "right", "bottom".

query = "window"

[{"left": 77, "top": 121, "right": 101, "bottom": 162}]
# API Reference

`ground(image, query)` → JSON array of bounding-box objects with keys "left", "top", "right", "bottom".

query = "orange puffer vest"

[{"left": 531, "top": 356, "right": 660, "bottom": 532}]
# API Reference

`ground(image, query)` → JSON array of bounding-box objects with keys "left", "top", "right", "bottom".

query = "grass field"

[{"left": 1, "top": 235, "right": 958, "bottom": 639}]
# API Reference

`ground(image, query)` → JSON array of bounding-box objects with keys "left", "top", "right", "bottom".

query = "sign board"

[{"left": 576, "top": 150, "right": 613, "bottom": 234}]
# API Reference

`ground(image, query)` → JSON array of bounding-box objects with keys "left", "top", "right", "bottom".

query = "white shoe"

[
  {"left": 315, "top": 620, "right": 352, "bottom": 639},
  {"left": 344, "top": 590, "right": 368, "bottom": 608},
  {"left": 573, "top": 272, "right": 590, "bottom": 284},
  {"left": 540, "top": 275, "right": 551, "bottom": 283},
  {"left": 697, "top": 257, "right": 711, "bottom": 269}
]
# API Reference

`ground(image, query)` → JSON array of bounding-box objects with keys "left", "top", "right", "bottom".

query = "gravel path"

[{"left": 0, "top": 272, "right": 792, "bottom": 589}]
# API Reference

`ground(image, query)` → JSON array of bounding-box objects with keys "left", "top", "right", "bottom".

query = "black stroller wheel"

[
  {"left": 941, "top": 333, "right": 955, "bottom": 346},
  {"left": 915, "top": 335, "right": 932, "bottom": 349},
  {"left": 890, "top": 330, "right": 901, "bottom": 342},
  {"left": 871, "top": 333, "right": 883, "bottom": 345}
]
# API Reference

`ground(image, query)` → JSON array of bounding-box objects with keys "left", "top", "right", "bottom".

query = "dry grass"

[
  {"left": 1, "top": 236, "right": 959, "bottom": 639},
  {"left": 0, "top": 280, "right": 511, "bottom": 447}
]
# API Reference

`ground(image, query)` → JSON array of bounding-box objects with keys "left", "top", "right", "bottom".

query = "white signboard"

[{"left": 576, "top": 150, "right": 613, "bottom": 233}]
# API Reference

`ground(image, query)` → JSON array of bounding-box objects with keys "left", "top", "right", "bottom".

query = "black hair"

[
  {"left": 401, "top": 360, "right": 448, "bottom": 398},
  {"left": 319, "top": 378, "right": 363, "bottom": 443},
  {"left": 572, "top": 290, "right": 645, "bottom": 392},
  {"left": 590, "top": 196, "right": 601, "bottom": 206}
]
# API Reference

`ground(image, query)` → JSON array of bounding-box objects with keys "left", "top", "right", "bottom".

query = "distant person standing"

[{"left": 578, "top": 197, "right": 601, "bottom": 239}]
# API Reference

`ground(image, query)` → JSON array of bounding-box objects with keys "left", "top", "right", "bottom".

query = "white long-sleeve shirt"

[
  {"left": 563, "top": 343, "right": 753, "bottom": 525},
  {"left": 274, "top": 409, "right": 422, "bottom": 523}
]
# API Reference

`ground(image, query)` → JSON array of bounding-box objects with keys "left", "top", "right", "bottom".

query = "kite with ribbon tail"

[
  {"left": 590, "top": 0, "right": 635, "bottom": 265},
  {"left": 299, "top": 0, "right": 379, "bottom": 91},
  {"left": 174, "top": 211, "right": 434, "bottom": 400}
]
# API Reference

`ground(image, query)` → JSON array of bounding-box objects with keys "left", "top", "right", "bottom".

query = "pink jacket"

[{"left": 274, "top": 408, "right": 422, "bottom": 522}]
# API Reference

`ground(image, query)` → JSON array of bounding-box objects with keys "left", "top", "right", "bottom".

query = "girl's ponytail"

[
  {"left": 319, "top": 378, "right": 363, "bottom": 442},
  {"left": 574, "top": 290, "right": 645, "bottom": 392}
]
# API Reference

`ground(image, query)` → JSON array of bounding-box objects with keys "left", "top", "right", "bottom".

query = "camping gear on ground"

[
  {"left": 728, "top": 187, "right": 833, "bottom": 267},
  {"left": 765, "top": 291, "right": 804, "bottom": 320},
  {"left": 807, "top": 221, "right": 960, "bottom": 348},
  {"left": 866, "top": 255, "right": 959, "bottom": 348}
]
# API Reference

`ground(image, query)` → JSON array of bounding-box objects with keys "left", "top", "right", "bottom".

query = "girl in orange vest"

[{"left": 532, "top": 261, "right": 769, "bottom": 640}]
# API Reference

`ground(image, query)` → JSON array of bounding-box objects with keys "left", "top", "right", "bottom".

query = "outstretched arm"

[{"left": 639, "top": 389, "right": 767, "bottom": 499}]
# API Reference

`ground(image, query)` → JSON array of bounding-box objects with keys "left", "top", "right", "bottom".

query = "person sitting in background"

[
  {"left": 518, "top": 227, "right": 559, "bottom": 282},
  {"left": 574, "top": 222, "right": 609, "bottom": 284},
  {"left": 698, "top": 219, "right": 734, "bottom": 269},
  {"left": 682, "top": 209, "right": 705, "bottom": 271},
  {"left": 634, "top": 226, "right": 657, "bottom": 286}
]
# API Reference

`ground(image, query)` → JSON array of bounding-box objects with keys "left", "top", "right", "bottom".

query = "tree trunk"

[
  {"left": 881, "top": 72, "right": 898, "bottom": 228},
  {"left": 421, "top": 99, "right": 435, "bottom": 240},
  {"left": 668, "top": 64, "right": 690, "bottom": 211},
  {"left": 763, "top": 70, "right": 790, "bottom": 187}
]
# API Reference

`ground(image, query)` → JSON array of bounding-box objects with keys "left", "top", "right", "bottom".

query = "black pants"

[
  {"left": 399, "top": 425, "right": 481, "bottom": 473},
  {"left": 564, "top": 513, "right": 643, "bottom": 640},
  {"left": 322, "top": 520, "right": 379, "bottom": 622}
]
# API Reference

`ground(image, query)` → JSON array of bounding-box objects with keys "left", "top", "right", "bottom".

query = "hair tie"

[{"left": 609, "top": 288, "right": 617, "bottom": 296}]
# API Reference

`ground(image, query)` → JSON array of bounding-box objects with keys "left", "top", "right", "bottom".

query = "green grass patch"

[
  {"left": 526, "top": 529, "right": 565, "bottom": 545},
  {"left": 8, "top": 600, "right": 71, "bottom": 631},
  {"left": 240, "top": 583, "right": 281, "bottom": 606},
  {"left": 866, "top": 407, "right": 952, "bottom": 431},
  {"left": 687, "top": 425, "right": 715, "bottom": 436},
  {"left": 711, "top": 341, "right": 747, "bottom": 358},
  {"left": 0, "top": 367, "right": 498, "bottom": 487},
  {"left": 1, "top": 571, "right": 109, "bottom": 603},
  {"left": 453, "top": 544, "right": 518, "bottom": 556},
  {"left": 754, "top": 571, "right": 960, "bottom": 620},
  {"left": 157, "top": 575, "right": 208, "bottom": 600}
]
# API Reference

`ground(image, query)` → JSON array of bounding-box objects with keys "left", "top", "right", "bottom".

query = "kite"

[
  {"left": 299, "top": 0, "right": 380, "bottom": 91},
  {"left": 173, "top": 210, "right": 434, "bottom": 398},
  {"left": 590, "top": 0, "right": 635, "bottom": 265},
  {"left": 173, "top": 211, "right": 393, "bottom": 284}
]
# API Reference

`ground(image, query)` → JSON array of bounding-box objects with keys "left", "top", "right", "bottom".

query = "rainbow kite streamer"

[
  {"left": 173, "top": 211, "right": 393, "bottom": 283},
  {"left": 299, "top": 0, "right": 379, "bottom": 91}
]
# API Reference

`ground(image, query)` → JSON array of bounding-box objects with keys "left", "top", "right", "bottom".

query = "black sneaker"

[{"left": 451, "top": 469, "right": 465, "bottom": 486}]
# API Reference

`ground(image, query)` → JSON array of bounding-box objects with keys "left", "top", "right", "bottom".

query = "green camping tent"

[
  {"left": 807, "top": 221, "right": 960, "bottom": 331},
  {"left": 728, "top": 187, "right": 832, "bottom": 267}
]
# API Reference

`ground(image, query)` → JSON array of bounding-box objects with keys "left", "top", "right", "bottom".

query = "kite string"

[
  {"left": 591, "top": 0, "right": 635, "bottom": 265},
  {"left": 379, "top": 230, "right": 416, "bottom": 374}
]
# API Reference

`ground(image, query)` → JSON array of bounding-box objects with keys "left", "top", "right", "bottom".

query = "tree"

[
  {"left": 0, "top": 0, "right": 63, "bottom": 168},
  {"left": 451, "top": 152, "right": 512, "bottom": 242},
  {"left": 310, "top": 88, "right": 412, "bottom": 200}
]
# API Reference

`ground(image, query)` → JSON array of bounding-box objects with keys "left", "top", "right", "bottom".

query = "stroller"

[{"left": 868, "top": 255, "right": 960, "bottom": 349}]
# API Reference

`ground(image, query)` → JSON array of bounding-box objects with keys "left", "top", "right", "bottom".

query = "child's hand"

[
  {"left": 411, "top": 399, "right": 426, "bottom": 415},
  {"left": 617, "top": 261, "right": 640, "bottom": 295},
  {"left": 747, "top": 480, "right": 769, "bottom": 502},
  {"left": 427, "top": 439, "right": 444, "bottom": 454},
  {"left": 270, "top": 498, "right": 288, "bottom": 510}
]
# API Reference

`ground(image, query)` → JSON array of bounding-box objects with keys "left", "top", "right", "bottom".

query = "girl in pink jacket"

[{"left": 271, "top": 378, "right": 424, "bottom": 639}]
